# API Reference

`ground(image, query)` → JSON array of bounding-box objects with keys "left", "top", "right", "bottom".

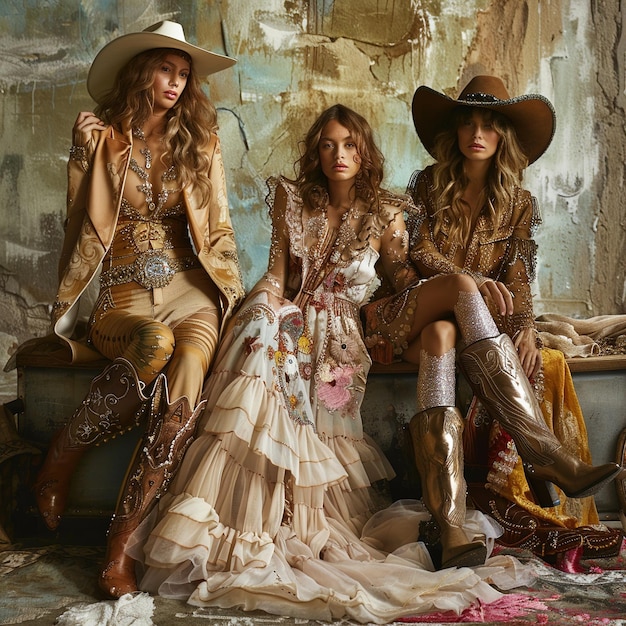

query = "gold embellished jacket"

[
  {"left": 53, "top": 125, "right": 244, "bottom": 362},
  {"left": 407, "top": 166, "right": 541, "bottom": 338}
]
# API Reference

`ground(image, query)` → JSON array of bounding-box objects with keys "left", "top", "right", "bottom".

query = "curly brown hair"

[{"left": 293, "top": 104, "right": 385, "bottom": 211}]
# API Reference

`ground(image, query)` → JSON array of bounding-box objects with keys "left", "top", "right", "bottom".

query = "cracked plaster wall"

[{"left": 0, "top": 0, "right": 625, "bottom": 399}]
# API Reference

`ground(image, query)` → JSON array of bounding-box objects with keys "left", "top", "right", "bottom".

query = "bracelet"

[
  {"left": 263, "top": 272, "right": 282, "bottom": 291},
  {"left": 69, "top": 145, "right": 87, "bottom": 161}
]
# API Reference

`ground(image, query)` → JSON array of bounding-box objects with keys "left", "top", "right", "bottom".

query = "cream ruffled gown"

[{"left": 131, "top": 178, "right": 528, "bottom": 623}]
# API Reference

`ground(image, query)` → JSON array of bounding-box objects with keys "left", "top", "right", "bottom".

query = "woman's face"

[
  {"left": 318, "top": 119, "right": 362, "bottom": 182},
  {"left": 152, "top": 53, "right": 190, "bottom": 113},
  {"left": 457, "top": 109, "right": 500, "bottom": 163}
]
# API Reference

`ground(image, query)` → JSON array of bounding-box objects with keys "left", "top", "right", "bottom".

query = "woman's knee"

[
  {"left": 133, "top": 320, "right": 176, "bottom": 358},
  {"left": 417, "top": 273, "right": 479, "bottom": 317},
  {"left": 95, "top": 318, "right": 175, "bottom": 383},
  {"left": 421, "top": 320, "right": 457, "bottom": 353},
  {"left": 440, "top": 272, "right": 478, "bottom": 294}
]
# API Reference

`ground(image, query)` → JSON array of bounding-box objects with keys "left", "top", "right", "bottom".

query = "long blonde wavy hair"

[
  {"left": 430, "top": 106, "right": 528, "bottom": 246},
  {"left": 95, "top": 47, "right": 218, "bottom": 206}
]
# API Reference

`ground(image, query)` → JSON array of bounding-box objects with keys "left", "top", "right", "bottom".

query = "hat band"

[{"left": 464, "top": 92, "right": 500, "bottom": 103}]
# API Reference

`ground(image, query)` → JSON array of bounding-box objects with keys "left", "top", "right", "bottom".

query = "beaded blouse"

[
  {"left": 261, "top": 176, "right": 415, "bottom": 303},
  {"left": 406, "top": 166, "right": 541, "bottom": 337}
]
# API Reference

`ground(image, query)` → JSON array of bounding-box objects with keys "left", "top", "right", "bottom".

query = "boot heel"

[{"left": 524, "top": 464, "right": 560, "bottom": 507}]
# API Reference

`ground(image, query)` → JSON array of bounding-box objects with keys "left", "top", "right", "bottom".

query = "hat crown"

[
  {"left": 143, "top": 20, "right": 187, "bottom": 44},
  {"left": 458, "top": 76, "right": 511, "bottom": 103}
]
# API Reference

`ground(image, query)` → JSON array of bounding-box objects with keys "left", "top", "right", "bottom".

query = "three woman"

[
  {"left": 363, "top": 75, "right": 623, "bottom": 569},
  {"left": 34, "top": 23, "right": 623, "bottom": 617},
  {"left": 33, "top": 21, "right": 244, "bottom": 597}
]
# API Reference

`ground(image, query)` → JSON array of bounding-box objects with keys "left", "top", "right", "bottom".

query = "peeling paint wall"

[{"left": 1, "top": 0, "right": 625, "bottom": 398}]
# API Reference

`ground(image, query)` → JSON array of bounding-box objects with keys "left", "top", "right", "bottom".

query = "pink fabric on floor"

[{"left": 398, "top": 593, "right": 549, "bottom": 623}]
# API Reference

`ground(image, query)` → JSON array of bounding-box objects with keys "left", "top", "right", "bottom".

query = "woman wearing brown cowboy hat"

[
  {"left": 363, "top": 75, "right": 624, "bottom": 569},
  {"left": 32, "top": 20, "right": 244, "bottom": 597}
]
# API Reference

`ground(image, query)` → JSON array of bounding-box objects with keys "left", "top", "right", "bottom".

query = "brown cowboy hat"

[
  {"left": 412, "top": 75, "right": 556, "bottom": 164},
  {"left": 87, "top": 20, "right": 236, "bottom": 104}
]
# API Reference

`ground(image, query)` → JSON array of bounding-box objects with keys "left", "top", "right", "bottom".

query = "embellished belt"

[{"left": 100, "top": 250, "right": 200, "bottom": 289}]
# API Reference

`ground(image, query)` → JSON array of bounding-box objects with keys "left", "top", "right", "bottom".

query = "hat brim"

[
  {"left": 87, "top": 31, "right": 236, "bottom": 103},
  {"left": 411, "top": 85, "right": 556, "bottom": 164}
]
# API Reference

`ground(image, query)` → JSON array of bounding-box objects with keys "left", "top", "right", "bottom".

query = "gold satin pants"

[{"left": 88, "top": 268, "right": 221, "bottom": 406}]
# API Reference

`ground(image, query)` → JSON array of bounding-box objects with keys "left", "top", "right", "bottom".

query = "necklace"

[
  {"left": 332, "top": 199, "right": 361, "bottom": 223},
  {"left": 332, "top": 200, "right": 360, "bottom": 262},
  {"left": 131, "top": 128, "right": 179, "bottom": 212},
  {"left": 311, "top": 198, "right": 361, "bottom": 265}
]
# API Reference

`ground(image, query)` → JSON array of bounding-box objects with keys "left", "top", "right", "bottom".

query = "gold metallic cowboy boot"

[
  {"left": 34, "top": 358, "right": 150, "bottom": 531},
  {"left": 409, "top": 407, "right": 487, "bottom": 569},
  {"left": 459, "top": 334, "right": 622, "bottom": 498},
  {"left": 99, "top": 377, "right": 207, "bottom": 598}
]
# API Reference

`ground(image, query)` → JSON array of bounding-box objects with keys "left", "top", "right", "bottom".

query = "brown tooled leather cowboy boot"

[
  {"left": 459, "top": 334, "right": 623, "bottom": 498},
  {"left": 467, "top": 482, "right": 624, "bottom": 561},
  {"left": 409, "top": 406, "right": 487, "bottom": 569},
  {"left": 98, "top": 377, "right": 207, "bottom": 598},
  {"left": 34, "top": 358, "right": 150, "bottom": 530}
]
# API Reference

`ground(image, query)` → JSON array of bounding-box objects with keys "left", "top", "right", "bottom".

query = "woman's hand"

[
  {"left": 479, "top": 279, "right": 514, "bottom": 317},
  {"left": 514, "top": 327, "right": 542, "bottom": 379},
  {"left": 72, "top": 111, "right": 105, "bottom": 146}
]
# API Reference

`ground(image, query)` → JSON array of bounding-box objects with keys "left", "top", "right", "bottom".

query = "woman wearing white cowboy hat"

[
  {"left": 32, "top": 20, "right": 244, "bottom": 598},
  {"left": 363, "top": 75, "right": 624, "bottom": 569}
]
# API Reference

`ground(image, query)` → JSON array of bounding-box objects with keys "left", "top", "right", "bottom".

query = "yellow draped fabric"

[
  {"left": 492, "top": 348, "right": 599, "bottom": 527},
  {"left": 463, "top": 348, "right": 625, "bottom": 559}
]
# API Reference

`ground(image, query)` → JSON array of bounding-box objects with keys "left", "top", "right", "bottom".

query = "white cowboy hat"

[{"left": 87, "top": 20, "right": 236, "bottom": 103}]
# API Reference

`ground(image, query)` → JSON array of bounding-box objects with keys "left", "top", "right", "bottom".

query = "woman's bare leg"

[
  {"left": 404, "top": 273, "right": 499, "bottom": 349},
  {"left": 404, "top": 274, "right": 622, "bottom": 501}
]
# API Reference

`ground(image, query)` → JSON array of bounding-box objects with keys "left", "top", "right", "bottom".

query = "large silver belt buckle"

[{"left": 134, "top": 250, "right": 175, "bottom": 289}]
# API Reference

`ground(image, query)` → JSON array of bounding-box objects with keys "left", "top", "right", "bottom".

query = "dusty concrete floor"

[
  {"left": 0, "top": 515, "right": 408, "bottom": 626},
  {"left": 1, "top": 525, "right": 350, "bottom": 626}
]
